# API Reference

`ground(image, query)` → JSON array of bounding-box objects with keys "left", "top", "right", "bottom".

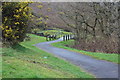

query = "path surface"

[{"left": 34, "top": 38, "right": 118, "bottom": 78}]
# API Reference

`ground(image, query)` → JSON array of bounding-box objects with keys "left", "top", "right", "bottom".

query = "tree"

[
  {"left": 1, "top": 2, "right": 30, "bottom": 46},
  {"left": 57, "top": 2, "right": 119, "bottom": 53},
  {"left": 28, "top": 2, "right": 49, "bottom": 32}
]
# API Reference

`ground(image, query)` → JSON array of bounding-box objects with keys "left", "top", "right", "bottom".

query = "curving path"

[{"left": 34, "top": 37, "right": 119, "bottom": 78}]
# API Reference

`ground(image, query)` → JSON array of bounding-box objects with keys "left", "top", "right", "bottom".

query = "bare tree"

[{"left": 57, "top": 2, "right": 119, "bottom": 53}]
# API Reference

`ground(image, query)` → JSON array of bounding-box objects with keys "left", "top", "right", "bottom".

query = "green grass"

[
  {"left": 52, "top": 40, "right": 119, "bottom": 64},
  {"left": 1, "top": 34, "right": 94, "bottom": 78}
]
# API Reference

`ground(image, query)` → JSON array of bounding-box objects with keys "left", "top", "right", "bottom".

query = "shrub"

[{"left": 1, "top": 2, "right": 30, "bottom": 46}]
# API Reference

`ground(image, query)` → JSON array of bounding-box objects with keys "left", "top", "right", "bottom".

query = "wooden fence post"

[
  {"left": 70, "top": 34, "right": 72, "bottom": 39},
  {"left": 68, "top": 35, "right": 70, "bottom": 40},
  {"left": 65, "top": 35, "right": 67, "bottom": 41},
  {"left": 67, "top": 35, "right": 68, "bottom": 40},
  {"left": 63, "top": 36, "right": 65, "bottom": 41}
]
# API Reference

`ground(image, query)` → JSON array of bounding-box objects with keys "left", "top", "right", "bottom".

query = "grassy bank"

[
  {"left": 52, "top": 40, "right": 119, "bottom": 64},
  {"left": 2, "top": 34, "right": 94, "bottom": 78}
]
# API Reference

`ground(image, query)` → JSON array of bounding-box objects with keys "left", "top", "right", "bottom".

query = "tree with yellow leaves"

[{"left": 2, "top": 2, "right": 31, "bottom": 46}]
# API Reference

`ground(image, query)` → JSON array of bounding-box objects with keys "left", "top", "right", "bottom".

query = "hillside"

[
  {"left": 2, "top": 34, "right": 93, "bottom": 78},
  {"left": 29, "top": 2, "right": 73, "bottom": 31}
]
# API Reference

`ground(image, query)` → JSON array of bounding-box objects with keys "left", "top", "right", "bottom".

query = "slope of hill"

[
  {"left": 2, "top": 34, "right": 94, "bottom": 78},
  {"left": 29, "top": 2, "right": 73, "bottom": 31}
]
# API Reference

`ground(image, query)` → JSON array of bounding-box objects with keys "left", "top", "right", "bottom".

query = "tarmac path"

[{"left": 34, "top": 38, "right": 119, "bottom": 78}]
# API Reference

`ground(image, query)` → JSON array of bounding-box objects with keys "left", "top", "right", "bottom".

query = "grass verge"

[
  {"left": 51, "top": 40, "right": 119, "bottom": 64},
  {"left": 1, "top": 34, "right": 94, "bottom": 78}
]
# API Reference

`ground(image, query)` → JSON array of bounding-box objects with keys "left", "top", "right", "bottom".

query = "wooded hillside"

[{"left": 29, "top": 2, "right": 119, "bottom": 53}]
